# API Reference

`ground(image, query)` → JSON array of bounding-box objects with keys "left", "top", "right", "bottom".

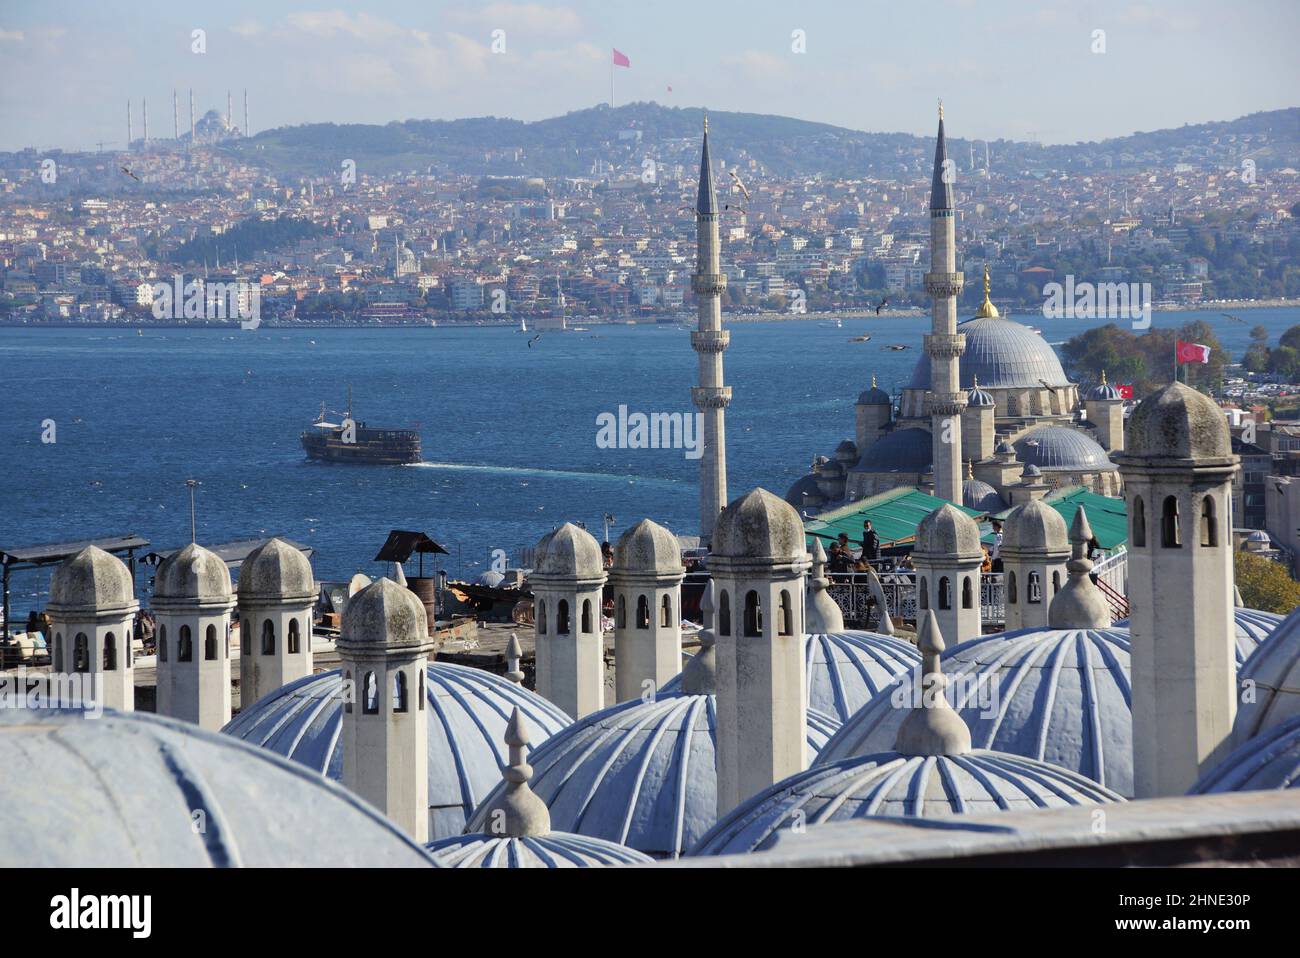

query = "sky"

[{"left": 1, "top": 0, "right": 1297, "bottom": 153}]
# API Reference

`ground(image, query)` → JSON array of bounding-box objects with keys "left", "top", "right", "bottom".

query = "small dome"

[
  {"left": 962, "top": 478, "right": 1005, "bottom": 513},
  {"left": 818, "top": 458, "right": 845, "bottom": 478},
  {"left": 534, "top": 522, "right": 604, "bottom": 580},
  {"left": 713, "top": 488, "right": 804, "bottom": 561},
  {"left": 907, "top": 316, "right": 1072, "bottom": 390},
  {"left": 858, "top": 427, "right": 932, "bottom": 473},
  {"left": 1123, "top": 381, "right": 1232, "bottom": 461},
  {"left": 833, "top": 439, "right": 859, "bottom": 463},
  {"left": 237, "top": 537, "right": 315, "bottom": 603},
  {"left": 48, "top": 545, "right": 135, "bottom": 616},
  {"left": 426, "top": 833, "right": 652, "bottom": 868},
  {"left": 967, "top": 385, "right": 995, "bottom": 407},
  {"left": 1089, "top": 379, "right": 1124, "bottom": 402},
  {"left": 995, "top": 439, "right": 1015, "bottom": 456},
  {"left": 1014, "top": 426, "right": 1115, "bottom": 472},
  {"left": 1231, "top": 604, "right": 1300, "bottom": 747},
  {"left": 340, "top": 577, "right": 428, "bottom": 649},
  {"left": 915, "top": 503, "right": 983, "bottom": 559},
  {"left": 784, "top": 474, "right": 824, "bottom": 508},
  {"left": 818, "top": 627, "right": 1136, "bottom": 796},
  {"left": 857, "top": 384, "right": 891, "bottom": 406},
  {"left": 1002, "top": 499, "right": 1069, "bottom": 553},
  {"left": 1020, "top": 463, "right": 1043, "bottom": 479},
  {"left": 475, "top": 570, "right": 505, "bottom": 587},
  {"left": 463, "top": 692, "right": 835, "bottom": 858},
  {"left": 661, "top": 631, "right": 920, "bottom": 725},
  {"left": 223, "top": 663, "right": 572, "bottom": 839},
  {"left": 1191, "top": 713, "right": 1300, "bottom": 795},
  {"left": 154, "top": 542, "right": 232, "bottom": 605},
  {"left": 1, "top": 709, "right": 435, "bottom": 867},
  {"left": 692, "top": 748, "right": 1123, "bottom": 856},
  {"left": 611, "top": 519, "right": 682, "bottom": 577}
]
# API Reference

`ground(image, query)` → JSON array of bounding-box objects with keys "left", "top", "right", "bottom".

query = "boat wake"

[{"left": 408, "top": 461, "right": 682, "bottom": 486}]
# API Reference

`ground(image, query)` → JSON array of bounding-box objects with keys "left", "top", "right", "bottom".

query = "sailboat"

[{"left": 518, "top": 317, "right": 528, "bottom": 333}]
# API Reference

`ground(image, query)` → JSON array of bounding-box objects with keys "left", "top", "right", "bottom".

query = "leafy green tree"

[{"left": 1235, "top": 551, "right": 1300, "bottom": 615}]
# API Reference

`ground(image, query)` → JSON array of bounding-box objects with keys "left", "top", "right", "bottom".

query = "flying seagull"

[
  {"left": 120, "top": 165, "right": 140, "bottom": 181},
  {"left": 875, "top": 296, "right": 889, "bottom": 315},
  {"left": 527, "top": 334, "right": 543, "bottom": 348},
  {"left": 728, "top": 169, "right": 751, "bottom": 202}
]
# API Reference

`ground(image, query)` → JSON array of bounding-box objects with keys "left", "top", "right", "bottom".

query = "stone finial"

[
  {"left": 806, "top": 539, "right": 845, "bottom": 633},
  {"left": 894, "top": 610, "right": 972, "bottom": 757},
  {"left": 390, "top": 561, "right": 407, "bottom": 587},
  {"left": 485, "top": 707, "right": 551, "bottom": 839},
  {"left": 681, "top": 580, "right": 717, "bottom": 695},
  {"left": 505, "top": 633, "right": 524, "bottom": 685},
  {"left": 1048, "top": 506, "right": 1112, "bottom": 629}
]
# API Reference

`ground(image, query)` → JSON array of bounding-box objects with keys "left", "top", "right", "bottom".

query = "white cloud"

[{"left": 0, "top": 29, "right": 25, "bottom": 42}]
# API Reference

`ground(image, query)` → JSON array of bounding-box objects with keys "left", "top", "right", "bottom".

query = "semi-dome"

[
  {"left": 962, "top": 477, "right": 1005, "bottom": 513},
  {"left": 1191, "top": 713, "right": 1300, "bottom": 795},
  {"left": 857, "top": 427, "right": 932, "bottom": 473},
  {"left": 0, "top": 709, "right": 435, "bottom": 867},
  {"left": 692, "top": 748, "right": 1123, "bottom": 856},
  {"left": 1231, "top": 604, "right": 1300, "bottom": 747},
  {"left": 660, "top": 630, "right": 921, "bottom": 725},
  {"left": 713, "top": 488, "right": 804, "bottom": 561},
  {"left": 341, "top": 577, "right": 428, "bottom": 649},
  {"left": 426, "top": 832, "right": 652, "bottom": 868},
  {"left": 1002, "top": 498, "right": 1068, "bottom": 552},
  {"left": 222, "top": 662, "right": 572, "bottom": 839},
  {"left": 611, "top": 519, "right": 681, "bottom": 576},
  {"left": 236, "top": 537, "right": 315, "bottom": 602},
  {"left": 1122, "top": 381, "right": 1232, "bottom": 461},
  {"left": 48, "top": 545, "right": 135, "bottom": 616},
  {"left": 817, "top": 627, "right": 1135, "bottom": 796},
  {"left": 1014, "top": 425, "right": 1116, "bottom": 472},
  {"left": 534, "top": 522, "right": 604, "bottom": 579},
  {"left": 915, "top": 502, "right": 982, "bottom": 558},
  {"left": 907, "top": 316, "right": 1072, "bottom": 390},
  {"left": 462, "top": 692, "right": 837, "bottom": 858},
  {"left": 154, "top": 542, "right": 232, "bottom": 604}
]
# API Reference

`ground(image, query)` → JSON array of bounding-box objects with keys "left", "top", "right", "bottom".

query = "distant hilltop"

[{"left": 222, "top": 101, "right": 1300, "bottom": 180}]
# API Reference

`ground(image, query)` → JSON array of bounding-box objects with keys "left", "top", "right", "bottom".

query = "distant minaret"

[
  {"left": 127, "top": 100, "right": 133, "bottom": 148},
  {"left": 188, "top": 88, "right": 195, "bottom": 146},
  {"left": 226, "top": 90, "right": 232, "bottom": 132},
  {"left": 690, "top": 112, "right": 731, "bottom": 544},
  {"left": 173, "top": 89, "right": 179, "bottom": 141},
  {"left": 924, "top": 100, "right": 966, "bottom": 504},
  {"left": 142, "top": 98, "right": 148, "bottom": 147},
  {"left": 243, "top": 89, "right": 249, "bottom": 137}
]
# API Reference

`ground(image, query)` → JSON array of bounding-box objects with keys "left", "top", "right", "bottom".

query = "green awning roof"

[
  {"left": 992, "top": 486, "right": 1129, "bottom": 551},
  {"left": 804, "top": 487, "right": 985, "bottom": 549}
]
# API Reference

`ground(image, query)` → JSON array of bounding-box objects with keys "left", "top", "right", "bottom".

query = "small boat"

[{"left": 301, "top": 388, "right": 421, "bottom": 465}]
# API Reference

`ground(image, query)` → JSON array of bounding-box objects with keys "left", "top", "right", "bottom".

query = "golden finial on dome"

[
  {"left": 938, "top": 98, "right": 944, "bottom": 121},
  {"left": 974, "top": 264, "right": 1000, "bottom": 319},
  {"left": 703, "top": 109, "right": 708, "bottom": 134},
  {"left": 1100, "top": 369, "right": 1108, "bottom": 385},
  {"left": 871, "top": 374, "right": 877, "bottom": 388},
  {"left": 965, "top": 460, "right": 974, "bottom": 480}
]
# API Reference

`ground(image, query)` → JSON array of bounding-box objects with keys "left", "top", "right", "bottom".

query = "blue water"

[{"left": 3, "top": 306, "right": 1298, "bottom": 610}]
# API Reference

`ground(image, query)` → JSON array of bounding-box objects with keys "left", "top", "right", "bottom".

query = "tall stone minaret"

[
  {"left": 690, "top": 113, "right": 731, "bottom": 545},
  {"left": 924, "top": 101, "right": 966, "bottom": 504}
]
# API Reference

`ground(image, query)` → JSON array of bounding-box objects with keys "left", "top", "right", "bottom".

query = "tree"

[{"left": 1235, "top": 551, "right": 1300, "bottom": 615}]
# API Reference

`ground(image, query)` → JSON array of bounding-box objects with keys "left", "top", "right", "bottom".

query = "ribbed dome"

[
  {"left": 1116, "top": 607, "right": 1280, "bottom": 666},
  {"left": 48, "top": 545, "right": 135, "bottom": 616},
  {"left": 713, "top": 488, "right": 805, "bottom": 561},
  {"left": 857, "top": 427, "right": 932, "bottom": 473},
  {"left": 661, "top": 631, "right": 920, "bottom": 725},
  {"left": 967, "top": 384, "right": 995, "bottom": 407},
  {"left": 1191, "top": 713, "right": 1300, "bottom": 795},
  {"left": 426, "top": 832, "right": 652, "bottom": 867},
  {"left": 1014, "top": 426, "right": 1116, "bottom": 472},
  {"left": 611, "top": 519, "right": 681, "bottom": 576},
  {"left": 907, "top": 316, "right": 1072, "bottom": 390},
  {"left": 236, "top": 537, "right": 315, "bottom": 602},
  {"left": 1089, "top": 380, "right": 1124, "bottom": 401},
  {"left": 222, "top": 663, "right": 572, "bottom": 839},
  {"left": 1123, "top": 381, "right": 1232, "bottom": 461},
  {"left": 1231, "top": 604, "right": 1300, "bottom": 748},
  {"left": 534, "top": 522, "right": 604, "bottom": 580},
  {"left": 154, "top": 542, "right": 233, "bottom": 605},
  {"left": 817, "top": 627, "right": 1135, "bottom": 796},
  {"left": 692, "top": 749, "right": 1123, "bottom": 856},
  {"left": 915, "top": 503, "right": 983, "bottom": 558},
  {"left": 962, "top": 478, "right": 1005, "bottom": 513},
  {"left": 0, "top": 709, "right": 435, "bottom": 867},
  {"left": 462, "top": 692, "right": 836, "bottom": 858}
]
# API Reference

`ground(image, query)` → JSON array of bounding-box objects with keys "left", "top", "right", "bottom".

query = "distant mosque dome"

[
  {"left": 1014, "top": 425, "right": 1116, "bottom": 472},
  {"left": 784, "top": 473, "right": 825, "bottom": 508},
  {"left": 857, "top": 427, "right": 933, "bottom": 473},
  {"left": 222, "top": 663, "right": 571, "bottom": 839},
  {"left": 426, "top": 832, "right": 652, "bottom": 868},
  {"left": 462, "top": 692, "right": 839, "bottom": 859},
  {"left": 833, "top": 439, "right": 859, "bottom": 464},
  {"left": 967, "top": 382, "right": 995, "bottom": 407},
  {"left": 692, "top": 747, "right": 1123, "bottom": 856},
  {"left": 858, "top": 384, "right": 891, "bottom": 405},
  {"left": 907, "top": 316, "right": 1072, "bottom": 391},
  {"left": 0, "top": 709, "right": 434, "bottom": 867},
  {"left": 1089, "top": 375, "right": 1125, "bottom": 401},
  {"left": 1191, "top": 713, "right": 1300, "bottom": 795},
  {"left": 1231, "top": 604, "right": 1300, "bottom": 748},
  {"left": 154, "top": 542, "right": 232, "bottom": 603},
  {"left": 817, "top": 627, "right": 1136, "bottom": 796},
  {"left": 47, "top": 545, "right": 135, "bottom": 615},
  {"left": 475, "top": 570, "right": 505, "bottom": 587},
  {"left": 660, "top": 631, "right": 921, "bottom": 725},
  {"left": 962, "top": 477, "right": 1005, "bottom": 512}
]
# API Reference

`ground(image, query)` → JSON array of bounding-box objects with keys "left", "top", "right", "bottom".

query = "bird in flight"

[
  {"left": 875, "top": 296, "right": 889, "bottom": 315},
  {"left": 120, "top": 166, "right": 140, "bottom": 181},
  {"left": 527, "top": 334, "right": 543, "bottom": 348},
  {"left": 728, "top": 170, "right": 751, "bottom": 202}
]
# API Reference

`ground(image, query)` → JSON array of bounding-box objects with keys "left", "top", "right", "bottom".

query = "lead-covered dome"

[
  {"left": 1014, "top": 425, "right": 1116, "bottom": 472},
  {"left": 1116, "top": 607, "right": 1279, "bottom": 667},
  {"left": 1123, "top": 381, "right": 1232, "bottom": 461},
  {"left": 236, "top": 537, "right": 315, "bottom": 602},
  {"left": 713, "top": 488, "right": 804, "bottom": 560},
  {"left": 1191, "top": 713, "right": 1300, "bottom": 795},
  {"left": 48, "top": 545, "right": 136, "bottom": 616},
  {"left": 534, "top": 522, "right": 604, "bottom": 579},
  {"left": 962, "top": 477, "right": 1005, "bottom": 513},
  {"left": 1231, "top": 604, "right": 1300, "bottom": 747},
  {"left": 857, "top": 427, "right": 933, "bottom": 473},
  {"left": 818, "top": 627, "right": 1135, "bottom": 796},
  {"left": 222, "top": 663, "right": 572, "bottom": 839},
  {"left": 0, "top": 709, "right": 435, "bottom": 867},
  {"left": 692, "top": 748, "right": 1123, "bottom": 856},
  {"left": 907, "top": 316, "right": 1072, "bottom": 390},
  {"left": 426, "top": 832, "right": 652, "bottom": 868},
  {"left": 154, "top": 542, "right": 233, "bottom": 604}
]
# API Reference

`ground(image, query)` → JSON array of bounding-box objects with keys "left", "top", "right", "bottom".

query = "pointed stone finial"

[
  {"left": 485, "top": 707, "right": 550, "bottom": 838},
  {"left": 1048, "top": 506, "right": 1112, "bottom": 628},
  {"left": 806, "top": 539, "right": 845, "bottom": 633},
  {"left": 681, "top": 580, "right": 717, "bottom": 695},
  {"left": 505, "top": 632, "right": 524, "bottom": 685},
  {"left": 390, "top": 562, "right": 407, "bottom": 587},
  {"left": 894, "top": 611, "right": 972, "bottom": 756}
]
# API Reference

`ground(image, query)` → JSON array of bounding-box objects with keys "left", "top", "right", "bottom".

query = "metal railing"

[{"left": 826, "top": 571, "right": 1006, "bottom": 630}]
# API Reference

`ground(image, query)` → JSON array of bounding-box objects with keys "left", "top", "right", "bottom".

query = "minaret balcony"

[
  {"left": 691, "top": 330, "right": 730, "bottom": 353},
  {"left": 924, "top": 332, "right": 966, "bottom": 358},
  {"left": 925, "top": 392, "right": 968, "bottom": 416},
  {"left": 924, "top": 272, "right": 964, "bottom": 297},
  {"left": 691, "top": 385, "right": 733, "bottom": 409},
  {"left": 691, "top": 273, "right": 728, "bottom": 296}
]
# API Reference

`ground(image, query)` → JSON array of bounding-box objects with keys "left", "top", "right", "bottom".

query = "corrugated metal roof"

[
  {"left": 805, "top": 488, "right": 984, "bottom": 549},
  {"left": 993, "top": 486, "right": 1129, "bottom": 551}
]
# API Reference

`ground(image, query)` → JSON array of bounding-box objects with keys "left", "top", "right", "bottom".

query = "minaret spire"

[{"left": 690, "top": 115, "right": 730, "bottom": 543}]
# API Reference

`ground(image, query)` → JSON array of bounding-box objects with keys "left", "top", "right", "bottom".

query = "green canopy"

[
  {"left": 991, "top": 486, "right": 1129, "bottom": 551},
  {"left": 804, "top": 487, "right": 985, "bottom": 549}
]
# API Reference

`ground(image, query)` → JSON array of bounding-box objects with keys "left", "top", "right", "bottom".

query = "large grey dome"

[
  {"left": 1191, "top": 713, "right": 1300, "bottom": 795},
  {"left": 154, "top": 542, "right": 233, "bottom": 605},
  {"left": 1116, "top": 607, "right": 1279, "bottom": 667},
  {"left": 857, "top": 427, "right": 932, "bottom": 473},
  {"left": 47, "top": 545, "right": 136, "bottom": 616},
  {"left": 1014, "top": 426, "right": 1116, "bottom": 472},
  {"left": 1231, "top": 604, "right": 1300, "bottom": 748},
  {"left": 907, "top": 316, "right": 1072, "bottom": 390},
  {"left": 0, "top": 709, "right": 435, "bottom": 867},
  {"left": 784, "top": 473, "right": 824, "bottom": 508},
  {"left": 818, "top": 627, "right": 1135, "bottom": 796},
  {"left": 426, "top": 832, "right": 652, "bottom": 868},
  {"left": 236, "top": 537, "right": 314, "bottom": 602}
]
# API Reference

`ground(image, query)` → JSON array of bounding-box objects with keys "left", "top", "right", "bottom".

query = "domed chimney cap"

[
  {"left": 1002, "top": 499, "right": 1068, "bottom": 554},
  {"left": 154, "top": 542, "right": 233, "bottom": 606},
  {"left": 339, "top": 577, "right": 431, "bottom": 653},
  {"left": 1122, "top": 381, "right": 1232, "bottom": 462},
  {"left": 533, "top": 523, "right": 605, "bottom": 583},
  {"left": 237, "top": 538, "right": 315, "bottom": 604},
  {"left": 713, "top": 488, "right": 806, "bottom": 563},
  {"left": 48, "top": 545, "right": 137, "bottom": 617},
  {"left": 914, "top": 503, "right": 983, "bottom": 560}
]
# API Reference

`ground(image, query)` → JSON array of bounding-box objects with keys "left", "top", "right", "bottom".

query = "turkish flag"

[
  {"left": 612, "top": 48, "right": 630, "bottom": 68},
  {"left": 1177, "top": 340, "right": 1211, "bottom": 364},
  {"left": 1118, "top": 384, "right": 1134, "bottom": 399}
]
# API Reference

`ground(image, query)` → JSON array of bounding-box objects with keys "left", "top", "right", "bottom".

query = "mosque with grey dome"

[{"left": 7, "top": 109, "right": 1300, "bottom": 870}]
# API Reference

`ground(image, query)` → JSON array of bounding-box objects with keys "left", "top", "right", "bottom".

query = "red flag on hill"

[
  {"left": 1177, "top": 340, "right": 1211, "bottom": 364},
  {"left": 1118, "top": 384, "right": 1134, "bottom": 399},
  {"left": 612, "top": 48, "right": 630, "bottom": 67}
]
